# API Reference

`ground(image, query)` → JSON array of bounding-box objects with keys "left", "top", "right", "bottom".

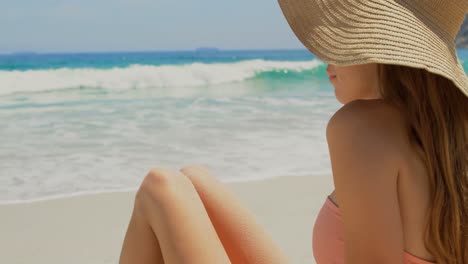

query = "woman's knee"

[
  {"left": 180, "top": 164, "right": 218, "bottom": 189},
  {"left": 135, "top": 168, "right": 184, "bottom": 212}
]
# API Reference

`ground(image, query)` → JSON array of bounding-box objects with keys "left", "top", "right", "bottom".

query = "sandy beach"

[{"left": 0, "top": 174, "right": 334, "bottom": 264}]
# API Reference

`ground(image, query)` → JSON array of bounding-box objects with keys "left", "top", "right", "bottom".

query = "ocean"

[{"left": 1, "top": 49, "right": 467, "bottom": 204}]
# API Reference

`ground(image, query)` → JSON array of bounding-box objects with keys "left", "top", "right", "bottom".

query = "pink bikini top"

[{"left": 312, "top": 196, "right": 437, "bottom": 264}]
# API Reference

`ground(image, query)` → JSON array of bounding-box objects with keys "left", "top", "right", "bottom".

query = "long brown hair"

[{"left": 377, "top": 63, "right": 468, "bottom": 264}]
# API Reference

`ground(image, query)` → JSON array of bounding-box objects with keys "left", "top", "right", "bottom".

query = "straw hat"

[{"left": 277, "top": 0, "right": 468, "bottom": 97}]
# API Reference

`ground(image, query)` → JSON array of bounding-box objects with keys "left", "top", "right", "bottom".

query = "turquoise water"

[{"left": 1, "top": 49, "right": 467, "bottom": 203}]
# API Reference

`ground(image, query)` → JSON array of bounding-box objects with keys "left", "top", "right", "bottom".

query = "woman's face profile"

[{"left": 326, "top": 63, "right": 382, "bottom": 104}]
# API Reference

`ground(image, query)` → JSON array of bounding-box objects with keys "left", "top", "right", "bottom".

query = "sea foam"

[{"left": 0, "top": 59, "right": 323, "bottom": 96}]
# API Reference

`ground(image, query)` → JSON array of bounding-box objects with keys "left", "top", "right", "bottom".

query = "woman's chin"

[{"left": 333, "top": 91, "right": 347, "bottom": 105}]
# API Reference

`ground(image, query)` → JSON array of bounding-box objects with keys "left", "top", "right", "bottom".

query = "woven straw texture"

[{"left": 278, "top": 0, "right": 468, "bottom": 97}]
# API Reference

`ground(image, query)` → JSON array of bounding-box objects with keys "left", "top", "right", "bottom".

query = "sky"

[{"left": 0, "top": 0, "right": 305, "bottom": 53}]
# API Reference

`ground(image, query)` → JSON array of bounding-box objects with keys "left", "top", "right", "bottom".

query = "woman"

[{"left": 119, "top": 0, "right": 468, "bottom": 263}]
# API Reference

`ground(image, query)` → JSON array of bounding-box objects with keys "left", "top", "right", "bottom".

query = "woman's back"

[{"left": 328, "top": 99, "right": 436, "bottom": 262}]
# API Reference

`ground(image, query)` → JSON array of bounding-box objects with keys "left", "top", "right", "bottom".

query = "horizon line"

[{"left": 0, "top": 48, "right": 310, "bottom": 56}]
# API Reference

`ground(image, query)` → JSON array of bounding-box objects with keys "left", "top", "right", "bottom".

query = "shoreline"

[
  {"left": 0, "top": 173, "right": 331, "bottom": 205},
  {"left": 0, "top": 174, "right": 334, "bottom": 264}
]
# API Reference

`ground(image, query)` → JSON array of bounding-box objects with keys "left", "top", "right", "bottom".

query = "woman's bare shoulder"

[
  {"left": 327, "top": 99, "right": 406, "bottom": 139},
  {"left": 326, "top": 98, "right": 407, "bottom": 165}
]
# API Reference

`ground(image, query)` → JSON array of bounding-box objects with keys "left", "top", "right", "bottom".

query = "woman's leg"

[
  {"left": 119, "top": 168, "right": 231, "bottom": 264},
  {"left": 180, "top": 164, "right": 290, "bottom": 264},
  {"left": 118, "top": 197, "right": 164, "bottom": 264}
]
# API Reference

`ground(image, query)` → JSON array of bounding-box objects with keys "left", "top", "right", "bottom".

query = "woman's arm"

[{"left": 326, "top": 99, "right": 405, "bottom": 264}]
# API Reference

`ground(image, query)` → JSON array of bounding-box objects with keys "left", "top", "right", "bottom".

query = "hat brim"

[{"left": 277, "top": 0, "right": 468, "bottom": 97}]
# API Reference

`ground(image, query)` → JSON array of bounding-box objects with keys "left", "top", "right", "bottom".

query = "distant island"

[
  {"left": 195, "top": 47, "right": 220, "bottom": 52},
  {"left": 11, "top": 51, "right": 37, "bottom": 55}
]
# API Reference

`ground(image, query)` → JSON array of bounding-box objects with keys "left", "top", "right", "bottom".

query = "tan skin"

[
  {"left": 119, "top": 63, "right": 435, "bottom": 263},
  {"left": 327, "top": 63, "right": 435, "bottom": 262}
]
